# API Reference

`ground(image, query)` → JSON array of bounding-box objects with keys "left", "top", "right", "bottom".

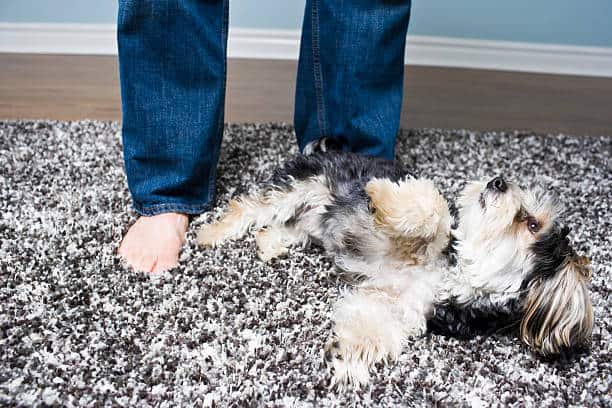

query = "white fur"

[
  {"left": 447, "top": 181, "right": 536, "bottom": 300},
  {"left": 326, "top": 260, "right": 443, "bottom": 388}
]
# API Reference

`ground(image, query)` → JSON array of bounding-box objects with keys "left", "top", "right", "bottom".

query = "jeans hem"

[{"left": 133, "top": 202, "right": 213, "bottom": 216}]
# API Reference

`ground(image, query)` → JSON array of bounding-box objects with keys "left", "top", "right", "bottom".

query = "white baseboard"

[
  {"left": 1, "top": 22, "right": 611, "bottom": 77},
  {"left": 0, "top": 23, "right": 117, "bottom": 55}
]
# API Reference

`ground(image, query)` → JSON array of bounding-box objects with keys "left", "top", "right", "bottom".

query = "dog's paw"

[
  {"left": 366, "top": 178, "right": 451, "bottom": 239},
  {"left": 323, "top": 333, "right": 385, "bottom": 389},
  {"left": 197, "top": 223, "right": 226, "bottom": 247},
  {"left": 303, "top": 137, "right": 341, "bottom": 155},
  {"left": 255, "top": 228, "right": 289, "bottom": 261}
]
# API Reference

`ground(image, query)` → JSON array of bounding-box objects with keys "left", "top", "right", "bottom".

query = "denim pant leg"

[
  {"left": 294, "top": 0, "right": 411, "bottom": 160},
  {"left": 118, "top": 0, "right": 229, "bottom": 216}
]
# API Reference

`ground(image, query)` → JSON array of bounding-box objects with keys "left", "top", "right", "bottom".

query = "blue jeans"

[{"left": 118, "top": 0, "right": 411, "bottom": 216}]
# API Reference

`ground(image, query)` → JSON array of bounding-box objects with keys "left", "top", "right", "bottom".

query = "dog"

[{"left": 197, "top": 148, "right": 593, "bottom": 388}]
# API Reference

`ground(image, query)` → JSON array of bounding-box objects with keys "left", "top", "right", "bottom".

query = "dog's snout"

[{"left": 487, "top": 176, "right": 507, "bottom": 193}]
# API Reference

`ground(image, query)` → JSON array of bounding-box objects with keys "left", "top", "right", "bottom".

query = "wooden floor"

[{"left": 1, "top": 53, "right": 611, "bottom": 135}]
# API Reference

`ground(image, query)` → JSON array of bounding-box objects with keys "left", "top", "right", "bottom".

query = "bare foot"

[{"left": 118, "top": 212, "right": 189, "bottom": 273}]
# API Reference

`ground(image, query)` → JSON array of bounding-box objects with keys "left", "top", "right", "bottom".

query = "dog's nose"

[{"left": 487, "top": 176, "right": 507, "bottom": 192}]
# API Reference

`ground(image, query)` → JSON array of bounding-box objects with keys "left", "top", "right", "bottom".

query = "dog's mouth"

[{"left": 479, "top": 192, "right": 486, "bottom": 209}]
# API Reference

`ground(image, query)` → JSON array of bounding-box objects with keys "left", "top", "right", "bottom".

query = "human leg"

[
  {"left": 294, "top": 0, "right": 412, "bottom": 160},
  {"left": 117, "top": 0, "right": 229, "bottom": 272}
]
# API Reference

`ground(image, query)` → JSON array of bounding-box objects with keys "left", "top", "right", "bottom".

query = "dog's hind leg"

[
  {"left": 198, "top": 176, "right": 330, "bottom": 247},
  {"left": 197, "top": 195, "right": 264, "bottom": 247}
]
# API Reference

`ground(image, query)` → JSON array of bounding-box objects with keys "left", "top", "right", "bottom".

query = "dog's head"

[{"left": 455, "top": 176, "right": 593, "bottom": 356}]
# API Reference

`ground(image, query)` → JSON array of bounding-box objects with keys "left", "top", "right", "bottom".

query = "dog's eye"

[{"left": 526, "top": 217, "right": 540, "bottom": 233}]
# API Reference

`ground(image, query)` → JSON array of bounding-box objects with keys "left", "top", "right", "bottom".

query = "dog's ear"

[{"left": 520, "top": 255, "right": 593, "bottom": 356}]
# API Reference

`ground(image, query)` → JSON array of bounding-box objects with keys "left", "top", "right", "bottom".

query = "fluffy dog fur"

[{"left": 197, "top": 148, "right": 593, "bottom": 388}]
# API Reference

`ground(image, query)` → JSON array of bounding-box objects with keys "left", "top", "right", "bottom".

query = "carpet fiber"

[{"left": 0, "top": 121, "right": 610, "bottom": 407}]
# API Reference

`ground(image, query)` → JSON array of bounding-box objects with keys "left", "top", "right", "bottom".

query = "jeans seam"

[
  {"left": 311, "top": 0, "right": 328, "bottom": 139},
  {"left": 205, "top": 0, "right": 229, "bottom": 207}
]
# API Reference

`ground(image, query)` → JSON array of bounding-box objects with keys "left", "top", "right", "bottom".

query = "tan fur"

[
  {"left": 198, "top": 197, "right": 256, "bottom": 246},
  {"left": 365, "top": 177, "right": 452, "bottom": 263},
  {"left": 521, "top": 257, "right": 593, "bottom": 356},
  {"left": 389, "top": 235, "right": 429, "bottom": 265}
]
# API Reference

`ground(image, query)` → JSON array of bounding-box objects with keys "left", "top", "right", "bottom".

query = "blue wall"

[{"left": 1, "top": 0, "right": 611, "bottom": 47}]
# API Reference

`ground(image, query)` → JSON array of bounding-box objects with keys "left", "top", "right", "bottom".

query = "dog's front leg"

[
  {"left": 365, "top": 178, "right": 452, "bottom": 262},
  {"left": 324, "top": 286, "right": 426, "bottom": 389}
]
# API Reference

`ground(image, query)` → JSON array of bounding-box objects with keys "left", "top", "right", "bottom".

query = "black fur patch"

[
  {"left": 272, "top": 152, "right": 408, "bottom": 190},
  {"left": 527, "top": 225, "right": 574, "bottom": 282},
  {"left": 447, "top": 201, "right": 459, "bottom": 229},
  {"left": 427, "top": 295, "right": 523, "bottom": 338},
  {"left": 442, "top": 233, "right": 458, "bottom": 267},
  {"left": 341, "top": 232, "right": 365, "bottom": 257}
]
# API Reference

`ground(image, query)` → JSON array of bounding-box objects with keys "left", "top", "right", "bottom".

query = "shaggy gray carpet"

[{"left": 0, "top": 120, "right": 610, "bottom": 407}]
